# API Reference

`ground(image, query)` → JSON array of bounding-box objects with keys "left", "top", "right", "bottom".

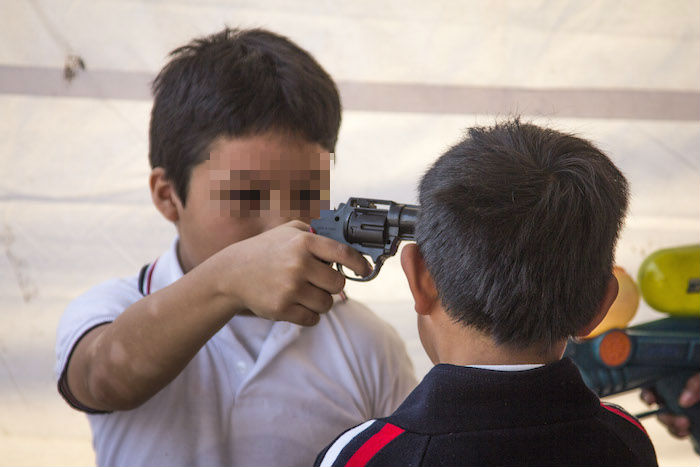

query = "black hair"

[
  {"left": 416, "top": 119, "right": 629, "bottom": 350},
  {"left": 149, "top": 27, "right": 341, "bottom": 204}
]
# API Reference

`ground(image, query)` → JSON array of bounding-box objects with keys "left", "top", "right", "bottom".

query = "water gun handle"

[{"left": 651, "top": 371, "right": 700, "bottom": 454}]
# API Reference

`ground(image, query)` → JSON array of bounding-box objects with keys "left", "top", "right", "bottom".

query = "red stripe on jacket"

[
  {"left": 345, "top": 423, "right": 405, "bottom": 467},
  {"left": 601, "top": 402, "right": 648, "bottom": 435}
]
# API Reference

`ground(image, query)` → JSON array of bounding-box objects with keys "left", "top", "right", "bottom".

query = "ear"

[
  {"left": 149, "top": 167, "right": 181, "bottom": 223},
  {"left": 401, "top": 244, "right": 440, "bottom": 316},
  {"left": 575, "top": 274, "right": 619, "bottom": 337}
]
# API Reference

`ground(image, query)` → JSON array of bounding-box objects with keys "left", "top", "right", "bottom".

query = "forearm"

[
  {"left": 66, "top": 222, "right": 369, "bottom": 411},
  {"left": 69, "top": 254, "right": 243, "bottom": 411}
]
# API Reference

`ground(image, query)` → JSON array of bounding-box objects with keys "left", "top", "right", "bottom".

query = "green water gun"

[{"left": 565, "top": 245, "right": 700, "bottom": 453}]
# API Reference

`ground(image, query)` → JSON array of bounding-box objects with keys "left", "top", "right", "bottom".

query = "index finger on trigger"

[{"left": 306, "top": 234, "right": 372, "bottom": 278}]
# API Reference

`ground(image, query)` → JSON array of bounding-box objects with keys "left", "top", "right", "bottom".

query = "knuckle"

[
  {"left": 336, "top": 243, "right": 354, "bottom": 262},
  {"left": 300, "top": 231, "right": 314, "bottom": 249},
  {"left": 285, "top": 282, "right": 300, "bottom": 301},
  {"left": 291, "top": 235, "right": 305, "bottom": 250},
  {"left": 306, "top": 313, "right": 320, "bottom": 326},
  {"left": 275, "top": 287, "right": 296, "bottom": 310},
  {"left": 291, "top": 219, "right": 309, "bottom": 230},
  {"left": 290, "top": 231, "right": 308, "bottom": 250},
  {"left": 283, "top": 255, "right": 305, "bottom": 276},
  {"left": 322, "top": 292, "right": 334, "bottom": 311},
  {"left": 333, "top": 271, "right": 346, "bottom": 293}
]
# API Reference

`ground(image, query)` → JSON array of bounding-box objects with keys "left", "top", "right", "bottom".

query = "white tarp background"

[{"left": 1, "top": 1, "right": 698, "bottom": 465}]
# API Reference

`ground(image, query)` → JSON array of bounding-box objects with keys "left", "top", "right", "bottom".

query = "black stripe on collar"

[{"left": 138, "top": 262, "right": 150, "bottom": 296}]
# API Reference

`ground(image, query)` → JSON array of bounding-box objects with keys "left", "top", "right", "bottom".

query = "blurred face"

[{"left": 174, "top": 132, "right": 331, "bottom": 271}]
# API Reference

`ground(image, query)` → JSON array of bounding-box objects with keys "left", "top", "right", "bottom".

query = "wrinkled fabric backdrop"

[{"left": 1, "top": 1, "right": 698, "bottom": 465}]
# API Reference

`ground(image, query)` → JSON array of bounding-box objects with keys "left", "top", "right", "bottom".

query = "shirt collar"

[
  {"left": 466, "top": 363, "right": 545, "bottom": 371},
  {"left": 146, "top": 237, "right": 185, "bottom": 295}
]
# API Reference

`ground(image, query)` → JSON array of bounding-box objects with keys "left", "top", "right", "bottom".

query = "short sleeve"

[{"left": 54, "top": 277, "right": 141, "bottom": 381}]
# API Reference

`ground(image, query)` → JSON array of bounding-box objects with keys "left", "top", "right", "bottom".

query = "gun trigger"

[{"left": 337, "top": 261, "right": 382, "bottom": 282}]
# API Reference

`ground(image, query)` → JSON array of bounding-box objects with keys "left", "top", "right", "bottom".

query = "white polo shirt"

[{"left": 55, "top": 239, "right": 417, "bottom": 467}]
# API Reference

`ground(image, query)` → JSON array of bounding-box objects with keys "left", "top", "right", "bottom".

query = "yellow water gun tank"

[{"left": 638, "top": 244, "right": 700, "bottom": 317}]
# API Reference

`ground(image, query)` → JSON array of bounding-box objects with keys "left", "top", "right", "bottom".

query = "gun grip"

[{"left": 652, "top": 371, "right": 700, "bottom": 454}]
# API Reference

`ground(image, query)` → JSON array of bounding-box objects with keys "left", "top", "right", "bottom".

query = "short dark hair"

[
  {"left": 416, "top": 119, "right": 629, "bottom": 350},
  {"left": 149, "top": 27, "right": 341, "bottom": 204}
]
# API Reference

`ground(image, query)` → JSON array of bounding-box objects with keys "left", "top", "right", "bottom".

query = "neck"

[
  {"left": 175, "top": 238, "right": 195, "bottom": 273},
  {"left": 428, "top": 312, "right": 566, "bottom": 366}
]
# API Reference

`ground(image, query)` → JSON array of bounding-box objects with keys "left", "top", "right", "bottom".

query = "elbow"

[{"left": 87, "top": 364, "right": 152, "bottom": 411}]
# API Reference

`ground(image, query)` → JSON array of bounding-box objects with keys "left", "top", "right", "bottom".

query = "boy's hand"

[
  {"left": 641, "top": 373, "right": 700, "bottom": 438},
  {"left": 65, "top": 225, "right": 370, "bottom": 412},
  {"left": 221, "top": 220, "right": 372, "bottom": 326}
]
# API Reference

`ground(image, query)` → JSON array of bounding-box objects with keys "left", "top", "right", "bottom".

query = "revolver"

[{"left": 310, "top": 198, "right": 420, "bottom": 281}]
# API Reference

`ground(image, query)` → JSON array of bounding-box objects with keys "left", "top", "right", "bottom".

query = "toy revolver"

[{"left": 310, "top": 198, "right": 420, "bottom": 281}]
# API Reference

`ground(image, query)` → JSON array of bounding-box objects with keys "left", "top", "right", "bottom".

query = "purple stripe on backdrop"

[{"left": 1, "top": 65, "right": 698, "bottom": 121}]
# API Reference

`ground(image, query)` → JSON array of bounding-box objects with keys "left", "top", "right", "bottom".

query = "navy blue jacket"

[{"left": 315, "top": 358, "right": 657, "bottom": 466}]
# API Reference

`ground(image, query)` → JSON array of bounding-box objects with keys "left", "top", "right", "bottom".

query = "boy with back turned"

[
  {"left": 55, "top": 28, "right": 415, "bottom": 467},
  {"left": 317, "top": 120, "right": 658, "bottom": 466}
]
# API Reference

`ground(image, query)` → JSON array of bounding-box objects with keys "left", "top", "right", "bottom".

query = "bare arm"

[{"left": 65, "top": 221, "right": 371, "bottom": 411}]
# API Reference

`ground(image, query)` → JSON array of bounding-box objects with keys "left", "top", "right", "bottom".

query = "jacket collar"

[{"left": 389, "top": 358, "right": 599, "bottom": 434}]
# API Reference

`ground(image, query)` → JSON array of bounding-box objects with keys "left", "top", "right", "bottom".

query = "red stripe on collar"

[{"left": 146, "top": 258, "right": 158, "bottom": 295}]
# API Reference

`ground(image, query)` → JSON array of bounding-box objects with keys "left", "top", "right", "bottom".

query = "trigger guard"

[{"left": 337, "top": 261, "right": 382, "bottom": 282}]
